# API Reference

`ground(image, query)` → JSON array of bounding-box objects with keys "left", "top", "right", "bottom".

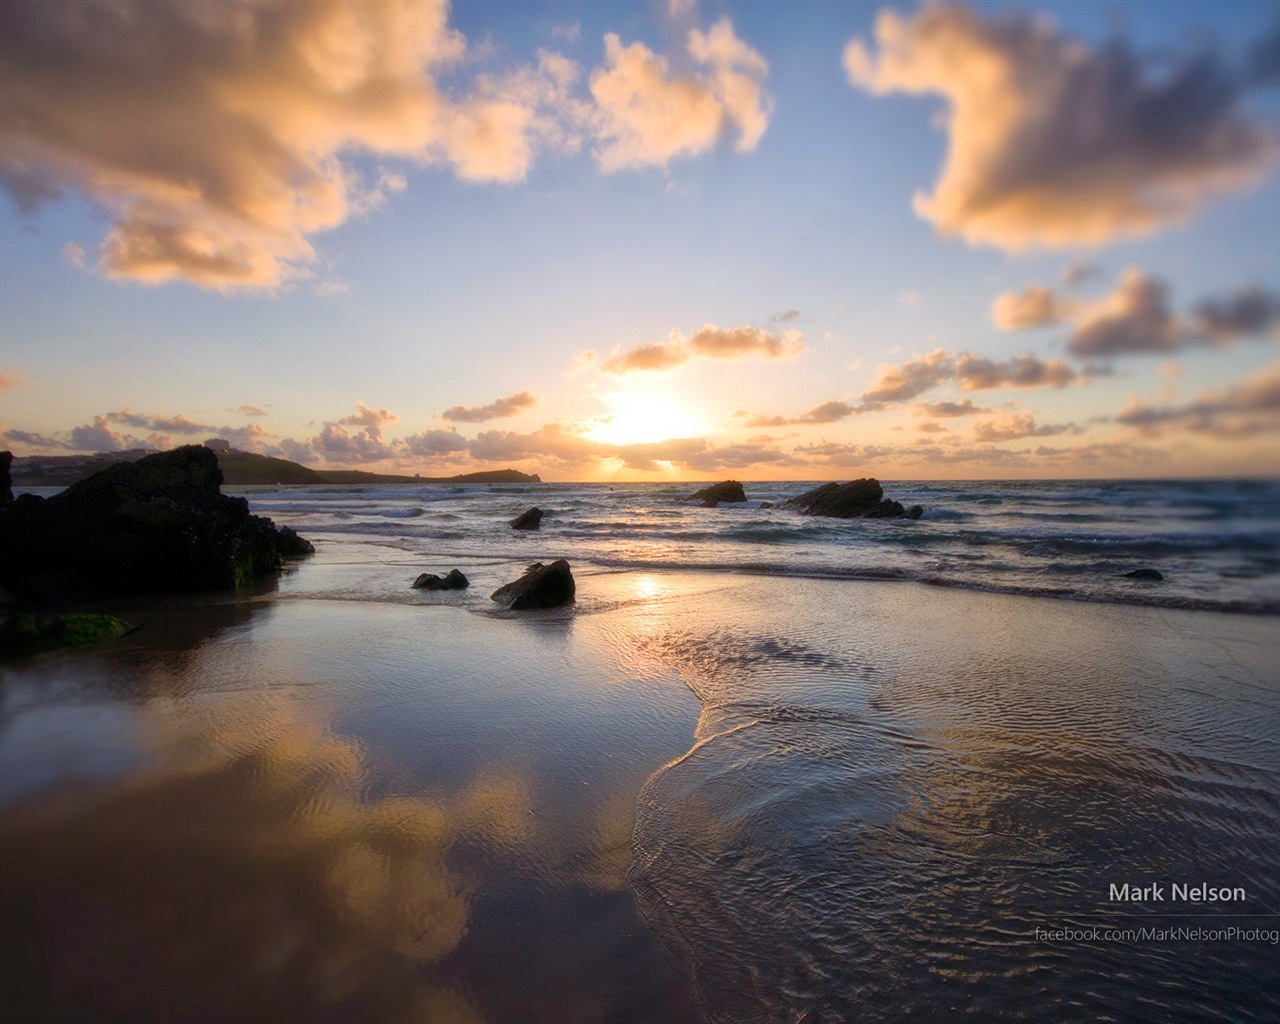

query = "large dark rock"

[
  {"left": 776, "top": 479, "right": 919, "bottom": 519},
  {"left": 490, "top": 559, "right": 575, "bottom": 610},
  {"left": 510, "top": 507, "right": 543, "bottom": 530},
  {"left": 412, "top": 568, "right": 469, "bottom": 590},
  {"left": 0, "top": 445, "right": 313, "bottom": 602},
  {"left": 1, "top": 451, "right": 11, "bottom": 506},
  {"left": 686, "top": 480, "right": 746, "bottom": 506}
]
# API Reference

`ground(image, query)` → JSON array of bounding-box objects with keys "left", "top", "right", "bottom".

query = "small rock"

[
  {"left": 412, "top": 568, "right": 469, "bottom": 590},
  {"left": 491, "top": 559, "right": 575, "bottom": 610},
  {"left": 686, "top": 480, "right": 746, "bottom": 506},
  {"left": 904, "top": 505, "right": 924, "bottom": 520},
  {"left": 1122, "top": 568, "right": 1164, "bottom": 582},
  {"left": 511, "top": 507, "right": 543, "bottom": 530}
]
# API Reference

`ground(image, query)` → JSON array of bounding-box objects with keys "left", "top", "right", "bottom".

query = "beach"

[{"left": 1, "top": 485, "right": 1278, "bottom": 1022}]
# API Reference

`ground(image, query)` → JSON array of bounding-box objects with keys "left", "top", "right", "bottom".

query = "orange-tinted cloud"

[
  {"left": 743, "top": 400, "right": 858, "bottom": 428},
  {"left": 0, "top": 1, "right": 584, "bottom": 291},
  {"left": 972, "top": 411, "right": 1080, "bottom": 442},
  {"left": 845, "top": 6, "right": 1276, "bottom": 250},
  {"left": 995, "top": 269, "right": 1280, "bottom": 358},
  {"left": 441, "top": 390, "right": 538, "bottom": 423},
  {"left": 337, "top": 402, "right": 400, "bottom": 427},
  {"left": 1115, "top": 360, "right": 1280, "bottom": 439},
  {"left": 861, "top": 349, "right": 1075, "bottom": 406},
  {"left": 913, "top": 399, "right": 985, "bottom": 418},
  {"left": 992, "top": 285, "right": 1069, "bottom": 331},
  {"left": 598, "top": 324, "right": 801, "bottom": 376},
  {"left": 0, "top": 371, "right": 24, "bottom": 394},
  {"left": 589, "top": 17, "right": 771, "bottom": 171}
]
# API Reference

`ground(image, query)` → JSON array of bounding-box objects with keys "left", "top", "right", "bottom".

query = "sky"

[{"left": 1, "top": 0, "right": 1279, "bottom": 482}]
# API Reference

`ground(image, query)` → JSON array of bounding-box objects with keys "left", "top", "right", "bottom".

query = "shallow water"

[
  {"left": 236, "top": 477, "right": 1280, "bottom": 614},
  {"left": 1, "top": 486, "right": 1279, "bottom": 1022}
]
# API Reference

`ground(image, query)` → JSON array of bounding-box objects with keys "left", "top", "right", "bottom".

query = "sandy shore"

[{"left": 1, "top": 570, "right": 1277, "bottom": 1022}]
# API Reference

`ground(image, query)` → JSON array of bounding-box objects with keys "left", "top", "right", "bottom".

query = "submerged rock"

[
  {"left": 490, "top": 559, "right": 575, "bottom": 610},
  {"left": 776, "top": 479, "right": 919, "bottom": 519},
  {"left": 412, "top": 568, "right": 469, "bottom": 590},
  {"left": 686, "top": 480, "right": 746, "bottom": 507},
  {"left": 0, "top": 445, "right": 314, "bottom": 601},
  {"left": 1122, "top": 568, "right": 1164, "bottom": 582},
  {"left": 510, "top": 507, "right": 543, "bottom": 530}
]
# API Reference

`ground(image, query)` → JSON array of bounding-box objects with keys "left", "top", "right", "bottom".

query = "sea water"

[
  {"left": 240, "top": 478, "right": 1280, "bottom": 614},
  {"left": 1, "top": 478, "right": 1278, "bottom": 1022}
]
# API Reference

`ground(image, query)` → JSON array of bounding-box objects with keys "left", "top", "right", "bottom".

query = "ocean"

[
  {"left": 244, "top": 477, "right": 1280, "bottom": 614},
  {"left": 1, "top": 477, "right": 1278, "bottom": 1022}
]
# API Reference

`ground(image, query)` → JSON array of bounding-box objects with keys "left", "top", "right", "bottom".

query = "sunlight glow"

[{"left": 587, "top": 389, "right": 707, "bottom": 446}]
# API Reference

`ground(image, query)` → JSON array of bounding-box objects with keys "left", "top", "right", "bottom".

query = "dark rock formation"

[
  {"left": 412, "top": 568, "right": 469, "bottom": 590},
  {"left": 277, "top": 526, "right": 315, "bottom": 557},
  {"left": 1122, "top": 568, "right": 1164, "bottom": 581},
  {"left": 686, "top": 480, "right": 746, "bottom": 507},
  {"left": 0, "top": 445, "right": 313, "bottom": 602},
  {"left": 510, "top": 507, "right": 543, "bottom": 530},
  {"left": 490, "top": 559, "right": 575, "bottom": 610},
  {"left": 776, "top": 479, "right": 919, "bottom": 519},
  {"left": 1, "top": 451, "right": 11, "bottom": 506}
]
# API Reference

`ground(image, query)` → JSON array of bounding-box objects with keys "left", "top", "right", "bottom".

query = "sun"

[{"left": 587, "top": 388, "right": 707, "bottom": 446}]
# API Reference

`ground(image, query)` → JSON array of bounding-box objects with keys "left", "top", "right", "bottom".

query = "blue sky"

[{"left": 1, "top": 0, "right": 1278, "bottom": 479}]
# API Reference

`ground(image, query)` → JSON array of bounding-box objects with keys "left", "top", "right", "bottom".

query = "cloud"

[
  {"left": 972, "top": 411, "right": 1080, "bottom": 442},
  {"left": 467, "top": 421, "right": 799, "bottom": 473},
  {"left": 310, "top": 424, "right": 399, "bottom": 463},
  {"left": 402, "top": 427, "right": 469, "bottom": 457},
  {"left": 743, "top": 399, "right": 858, "bottom": 428},
  {"left": 1114, "top": 360, "right": 1280, "bottom": 439},
  {"left": 589, "top": 17, "right": 771, "bottom": 171},
  {"left": 861, "top": 349, "right": 955, "bottom": 405},
  {"left": 1061, "top": 260, "right": 1101, "bottom": 287},
  {"left": 0, "top": 370, "right": 23, "bottom": 394},
  {"left": 0, "top": 427, "right": 66, "bottom": 451},
  {"left": 861, "top": 349, "right": 1075, "bottom": 406},
  {"left": 844, "top": 5, "right": 1277, "bottom": 250},
  {"left": 1066, "top": 270, "right": 1180, "bottom": 357},
  {"left": 0, "top": 0, "right": 588, "bottom": 291},
  {"left": 1064, "top": 271, "right": 1280, "bottom": 358},
  {"left": 598, "top": 324, "right": 801, "bottom": 376},
  {"left": 771, "top": 309, "right": 800, "bottom": 323},
  {"left": 441, "top": 390, "right": 538, "bottom": 423},
  {"left": 234, "top": 405, "right": 269, "bottom": 417},
  {"left": 913, "top": 399, "right": 985, "bottom": 418},
  {"left": 1190, "top": 286, "right": 1280, "bottom": 343},
  {"left": 995, "top": 268, "right": 1280, "bottom": 357},
  {"left": 337, "top": 402, "right": 400, "bottom": 427},
  {"left": 955, "top": 352, "right": 1076, "bottom": 391},
  {"left": 992, "top": 285, "right": 1068, "bottom": 330}
]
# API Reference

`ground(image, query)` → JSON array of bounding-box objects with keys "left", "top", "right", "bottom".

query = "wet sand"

[{"left": 1, "top": 571, "right": 1278, "bottom": 1022}]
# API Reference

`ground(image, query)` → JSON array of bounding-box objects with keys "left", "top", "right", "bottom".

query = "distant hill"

[
  {"left": 216, "top": 451, "right": 327, "bottom": 485},
  {"left": 10, "top": 448, "right": 541, "bottom": 488},
  {"left": 313, "top": 467, "right": 540, "bottom": 485}
]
